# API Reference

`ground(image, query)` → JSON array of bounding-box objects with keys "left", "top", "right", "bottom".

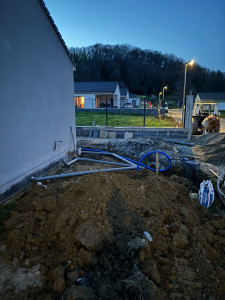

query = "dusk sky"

[{"left": 44, "top": 0, "right": 225, "bottom": 72}]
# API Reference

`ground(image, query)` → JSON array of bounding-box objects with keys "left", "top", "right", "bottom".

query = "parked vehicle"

[
  {"left": 124, "top": 103, "right": 133, "bottom": 108},
  {"left": 192, "top": 102, "right": 220, "bottom": 134},
  {"left": 165, "top": 102, "right": 168, "bottom": 113}
]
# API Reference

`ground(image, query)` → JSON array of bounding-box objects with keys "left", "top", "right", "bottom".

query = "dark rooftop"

[
  {"left": 198, "top": 92, "right": 225, "bottom": 100},
  {"left": 120, "top": 88, "right": 129, "bottom": 96},
  {"left": 74, "top": 81, "right": 119, "bottom": 93},
  {"left": 129, "top": 93, "right": 138, "bottom": 98}
]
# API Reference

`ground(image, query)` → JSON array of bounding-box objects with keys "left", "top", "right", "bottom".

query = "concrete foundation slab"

[
  {"left": 99, "top": 131, "right": 109, "bottom": 139},
  {"left": 124, "top": 132, "right": 133, "bottom": 139},
  {"left": 108, "top": 132, "right": 117, "bottom": 139},
  {"left": 76, "top": 126, "right": 189, "bottom": 141}
]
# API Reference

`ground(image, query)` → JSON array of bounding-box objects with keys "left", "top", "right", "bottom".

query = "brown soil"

[
  {"left": 192, "top": 133, "right": 225, "bottom": 170},
  {"left": 1, "top": 166, "right": 225, "bottom": 299}
]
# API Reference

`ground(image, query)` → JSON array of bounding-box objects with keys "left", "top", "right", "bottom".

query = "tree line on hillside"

[{"left": 69, "top": 44, "right": 225, "bottom": 97}]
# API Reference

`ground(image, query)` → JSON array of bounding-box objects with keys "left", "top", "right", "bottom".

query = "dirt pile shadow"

[{"left": 81, "top": 190, "right": 154, "bottom": 300}]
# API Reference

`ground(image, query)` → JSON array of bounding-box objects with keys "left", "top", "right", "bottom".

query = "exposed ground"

[
  {"left": 0, "top": 134, "right": 225, "bottom": 300},
  {"left": 192, "top": 133, "right": 225, "bottom": 171}
]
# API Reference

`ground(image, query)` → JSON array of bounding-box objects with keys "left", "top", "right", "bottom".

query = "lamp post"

[
  {"left": 162, "top": 86, "right": 167, "bottom": 109},
  {"left": 163, "top": 86, "right": 167, "bottom": 100},
  {"left": 159, "top": 92, "right": 162, "bottom": 107},
  {"left": 182, "top": 60, "right": 195, "bottom": 125}
]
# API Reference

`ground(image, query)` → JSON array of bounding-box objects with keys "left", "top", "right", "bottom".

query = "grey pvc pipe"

[
  {"left": 81, "top": 151, "right": 111, "bottom": 155},
  {"left": 31, "top": 166, "right": 137, "bottom": 181},
  {"left": 217, "top": 172, "right": 225, "bottom": 197},
  {"left": 81, "top": 151, "right": 136, "bottom": 167},
  {"left": 111, "top": 153, "right": 137, "bottom": 166},
  {"left": 78, "top": 158, "right": 130, "bottom": 167},
  {"left": 62, "top": 158, "right": 79, "bottom": 167},
  {"left": 62, "top": 157, "right": 130, "bottom": 167}
]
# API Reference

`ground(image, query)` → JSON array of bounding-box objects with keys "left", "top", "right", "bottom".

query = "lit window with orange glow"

[
  {"left": 74, "top": 97, "right": 85, "bottom": 108},
  {"left": 80, "top": 97, "right": 84, "bottom": 108},
  {"left": 74, "top": 97, "right": 78, "bottom": 107}
]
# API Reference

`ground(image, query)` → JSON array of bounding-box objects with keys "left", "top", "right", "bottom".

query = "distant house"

[
  {"left": 74, "top": 81, "right": 121, "bottom": 109},
  {"left": 195, "top": 92, "right": 225, "bottom": 110},
  {"left": 0, "top": 0, "right": 75, "bottom": 200},
  {"left": 129, "top": 93, "right": 140, "bottom": 107},
  {"left": 120, "top": 88, "right": 129, "bottom": 107}
]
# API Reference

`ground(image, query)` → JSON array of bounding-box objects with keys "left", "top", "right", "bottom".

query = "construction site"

[
  {"left": 1, "top": 1, "right": 225, "bottom": 299},
  {"left": 0, "top": 132, "right": 225, "bottom": 300}
]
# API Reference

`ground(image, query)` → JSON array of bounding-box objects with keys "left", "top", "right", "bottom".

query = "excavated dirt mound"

[
  {"left": 0, "top": 169, "right": 225, "bottom": 300},
  {"left": 192, "top": 133, "right": 225, "bottom": 170},
  {"left": 77, "top": 136, "right": 193, "bottom": 164}
]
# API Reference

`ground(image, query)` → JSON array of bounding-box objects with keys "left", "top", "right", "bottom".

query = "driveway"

[{"left": 168, "top": 109, "right": 225, "bottom": 133}]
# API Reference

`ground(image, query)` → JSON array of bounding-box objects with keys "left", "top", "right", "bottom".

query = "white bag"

[{"left": 199, "top": 180, "right": 214, "bottom": 208}]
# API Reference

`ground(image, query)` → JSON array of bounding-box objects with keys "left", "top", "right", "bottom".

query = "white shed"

[{"left": 195, "top": 93, "right": 225, "bottom": 110}]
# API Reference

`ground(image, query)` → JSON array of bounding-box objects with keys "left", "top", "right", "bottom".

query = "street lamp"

[
  {"left": 182, "top": 59, "right": 195, "bottom": 125},
  {"left": 163, "top": 86, "right": 167, "bottom": 100},
  {"left": 159, "top": 92, "right": 162, "bottom": 107}
]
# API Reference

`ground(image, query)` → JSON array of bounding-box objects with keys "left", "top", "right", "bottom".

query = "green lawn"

[
  {"left": 220, "top": 111, "right": 225, "bottom": 118},
  {"left": 75, "top": 111, "right": 179, "bottom": 127}
]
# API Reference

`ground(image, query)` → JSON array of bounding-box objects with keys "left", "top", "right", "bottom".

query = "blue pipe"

[
  {"left": 137, "top": 150, "right": 172, "bottom": 172},
  {"left": 81, "top": 148, "right": 172, "bottom": 172}
]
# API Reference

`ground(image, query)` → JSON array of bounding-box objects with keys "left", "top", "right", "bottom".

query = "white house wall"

[
  {"left": 218, "top": 103, "right": 225, "bottom": 110},
  {"left": 114, "top": 85, "right": 121, "bottom": 108},
  {"left": 0, "top": 0, "right": 75, "bottom": 197},
  {"left": 84, "top": 95, "right": 96, "bottom": 108},
  {"left": 134, "top": 98, "right": 141, "bottom": 106},
  {"left": 126, "top": 91, "right": 129, "bottom": 100},
  {"left": 195, "top": 95, "right": 201, "bottom": 103}
]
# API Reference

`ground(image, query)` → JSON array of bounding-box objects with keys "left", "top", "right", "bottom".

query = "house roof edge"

[{"left": 38, "top": 0, "right": 75, "bottom": 67}]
